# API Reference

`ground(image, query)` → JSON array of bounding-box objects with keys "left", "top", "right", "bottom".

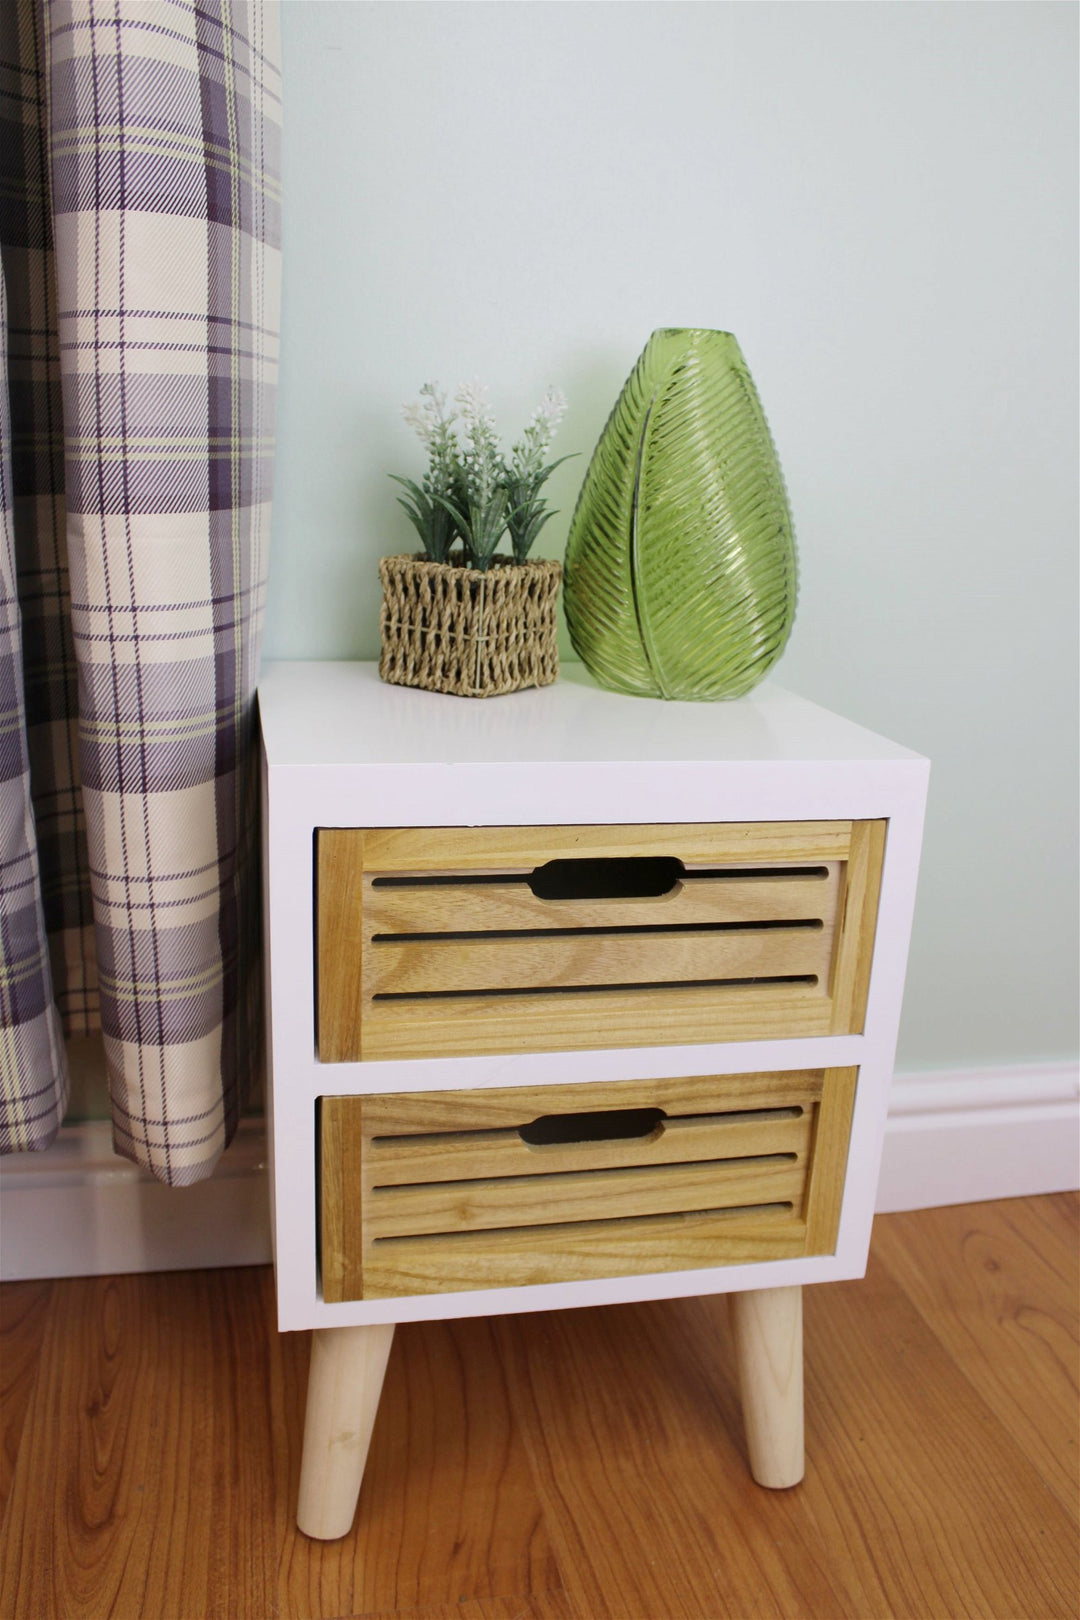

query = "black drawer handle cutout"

[
  {"left": 520, "top": 1106, "right": 665, "bottom": 1147},
  {"left": 529, "top": 856, "right": 683, "bottom": 901}
]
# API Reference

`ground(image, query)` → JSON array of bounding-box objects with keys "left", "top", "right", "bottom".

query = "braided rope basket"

[{"left": 379, "top": 554, "right": 561, "bottom": 698}]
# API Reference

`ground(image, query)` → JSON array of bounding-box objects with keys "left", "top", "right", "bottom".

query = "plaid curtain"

[{"left": 0, "top": 1, "right": 281, "bottom": 1185}]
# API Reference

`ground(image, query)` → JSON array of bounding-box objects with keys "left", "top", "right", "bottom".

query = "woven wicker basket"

[{"left": 378, "top": 553, "right": 561, "bottom": 698}]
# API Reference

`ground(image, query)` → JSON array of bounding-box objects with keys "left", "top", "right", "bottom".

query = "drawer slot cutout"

[
  {"left": 319, "top": 1068, "right": 858, "bottom": 1301},
  {"left": 520, "top": 1106, "right": 665, "bottom": 1146},
  {"left": 529, "top": 855, "right": 684, "bottom": 901},
  {"left": 372, "top": 974, "right": 819, "bottom": 1003},
  {"left": 372, "top": 919, "right": 826, "bottom": 943},
  {"left": 370, "top": 862, "right": 833, "bottom": 891}
]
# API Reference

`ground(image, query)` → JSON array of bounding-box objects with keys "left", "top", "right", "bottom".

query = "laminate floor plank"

[
  {"left": 798, "top": 1255, "right": 1077, "bottom": 1619},
  {"left": 1, "top": 1196, "right": 1076, "bottom": 1620},
  {"left": 275, "top": 1315, "right": 564, "bottom": 1619},
  {"left": 494, "top": 1248, "right": 1078, "bottom": 1620},
  {"left": 0, "top": 1267, "right": 280, "bottom": 1620},
  {"left": 350, "top": 1595, "right": 576, "bottom": 1620},
  {"left": 0, "top": 1270, "right": 562, "bottom": 1620},
  {"left": 492, "top": 1296, "right": 856, "bottom": 1620},
  {"left": 0, "top": 1279, "right": 52, "bottom": 1535},
  {"left": 872, "top": 1193, "right": 1079, "bottom": 1513},
  {"left": 1013, "top": 1190, "right": 1080, "bottom": 1273}
]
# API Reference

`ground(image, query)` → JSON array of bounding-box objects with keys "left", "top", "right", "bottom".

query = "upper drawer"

[{"left": 316, "top": 821, "right": 885, "bottom": 1062}]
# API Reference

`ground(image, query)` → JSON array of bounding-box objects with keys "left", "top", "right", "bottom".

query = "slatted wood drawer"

[
  {"left": 319, "top": 1067, "right": 858, "bottom": 1302},
  {"left": 316, "top": 821, "right": 885, "bottom": 1061}
]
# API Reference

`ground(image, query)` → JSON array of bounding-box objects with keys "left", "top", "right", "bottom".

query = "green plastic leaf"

[
  {"left": 563, "top": 329, "right": 797, "bottom": 700},
  {"left": 389, "top": 473, "right": 456, "bottom": 563}
]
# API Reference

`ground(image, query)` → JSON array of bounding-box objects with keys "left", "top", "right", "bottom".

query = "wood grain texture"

[
  {"left": 320, "top": 1095, "right": 365, "bottom": 1305},
  {"left": 358, "top": 980, "right": 834, "bottom": 1061},
  {"left": 360, "top": 1209, "right": 809, "bottom": 1299},
  {"left": 297, "top": 1323, "right": 395, "bottom": 1539},
  {"left": 369, "top": 922, "right": 831, "bottom": 997},
  {"left": 368, "top": 1156, "right": 806, "bottom": 1240},
  {"left": 368, "top": 1108, "right": 813, "bottom": 1185},
  {"left": 317, "top": 821, "right": 881, "bottom": 1062},
  {"left": 318, "top": 828, "right": 366, "bottom": 1062},
  {"left": 802, "top": 1065, "right": 858, "bottom": 1250},
  {"left": 356, "top": 1595, "right": 575, "bottom": 1620},
  {"left": 872, "top": 1191, "right": 1080, "bottom": 1515},
  {"left": 496, "top": 1223, "right": 1079, "bottom": 1620},
  {"left": 283, "top": 1315, "right": 562, "bottom": 1618},
  {"left": 829, "top": 817, "right": 886, "bottom": 1034},
  {"left": 729, "top": 1284, "right": 804, "bottom": 1487},
  {"left": 365, "top": 866, "right": 841, "bottom": 936},
  {"left": 796, "top": 1250, "right": 1077, "bottom": 1620},
  {"left": 320, "top": 1072, "right": 848, "bottom": 1300},
  {"left": 358, "top": 820, "right": 855, "bottom": 871},
  {"left": 0, "top": 1271, "right": 560, "bottom": 1620},
  {"left": 359, "top": 1070, "right": 825, "bottom": 1133},
  {"left": 493, "top": 1291, "right": 852, "bottom": 1620},
  {"left": 2, "top": 1196, "right": 1075, "bottom": 1619},
  {"left": 0, "top": 1268, "right": 281, "bottom": 1620},
  {"left": 0, "top": 1279, "right": 52, "bottom": 1532}
]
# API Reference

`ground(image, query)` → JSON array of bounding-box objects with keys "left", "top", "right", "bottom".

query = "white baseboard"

[
  {"left": 876, "top": 1062, "right": 1080, "bottom": 1213},
  {"left": 0, "top": 1117, "right": 272, "bottom": 1281},
  {"left": 2, "top": 1064, "right": 1077, "bottom": 1281}
]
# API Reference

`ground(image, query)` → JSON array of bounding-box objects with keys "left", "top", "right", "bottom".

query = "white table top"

[{"left": 258, "top": 661, "right": 925, "bottom": 772}]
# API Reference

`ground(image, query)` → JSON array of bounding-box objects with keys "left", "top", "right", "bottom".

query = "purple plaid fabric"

[
  {"left": 0, "top": 1, "right": 281, "bottom": 1184},
  {"left": 1, "top": 263, "right": 71, "bottom": 1149}
]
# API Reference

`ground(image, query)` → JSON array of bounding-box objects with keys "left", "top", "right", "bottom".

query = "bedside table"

[{"left": 259, "top": 662, "right": 928, "bottom": 1540}]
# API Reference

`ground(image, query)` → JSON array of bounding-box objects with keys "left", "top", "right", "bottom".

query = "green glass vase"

[{"left": 563, "top": 328, "right": 797, "bottom": 700}]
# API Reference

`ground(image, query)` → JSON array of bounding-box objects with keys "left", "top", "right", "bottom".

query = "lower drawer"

[{"left": 319, "top": 1067, "right": 857, "bottom": 1302}]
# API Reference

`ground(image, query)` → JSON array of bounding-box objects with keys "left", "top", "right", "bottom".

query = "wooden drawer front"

[
  {"left": 320, "top": 1068, "right": 857, "bottom": 1302},
  {"left": 317, "top": 822, "right": 885, "bottom": 1062}
]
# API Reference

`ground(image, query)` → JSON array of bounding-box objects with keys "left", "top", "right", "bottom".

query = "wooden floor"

[{"left": 1, "top": 1193, "right": 1076, "bottom": 1620}]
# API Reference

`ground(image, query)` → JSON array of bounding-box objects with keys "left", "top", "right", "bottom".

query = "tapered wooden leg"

[
  {"left": 297, "top": 1322, "right": 395, "bottom": 1539},
  {"left": 729, "top": 1285, "right": 804, "bottom": 1488}
]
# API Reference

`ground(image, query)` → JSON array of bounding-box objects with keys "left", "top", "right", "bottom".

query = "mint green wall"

[{"left": 268, "top": 1, "right": 1078, "bottom": 1073}]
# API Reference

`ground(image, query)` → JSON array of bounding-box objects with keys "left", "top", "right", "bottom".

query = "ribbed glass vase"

[{"left": 563, "top": 328, "right": 797, "bottom": 700}]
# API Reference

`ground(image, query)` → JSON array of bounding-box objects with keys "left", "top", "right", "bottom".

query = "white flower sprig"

[
  {"left": 509, "top": 387, "right": 567, "bottom": 483},
  {"left": 401, "top": 381, "right": 458, "bottom": 497},
  {"left": 392, "top": 381, "right": 460, "bottom": 563},
  {"left": 455, "top": 381, "right": 501, "bottom": 507},
  {"left": 391, "top": 378, "right": 572, "bottom": 572},
  {"left": 448, "top": 381, "right": 508, "bottom": 570},
  {"left": 504, "top": 386, "right": 573, "bottom": 563}
]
